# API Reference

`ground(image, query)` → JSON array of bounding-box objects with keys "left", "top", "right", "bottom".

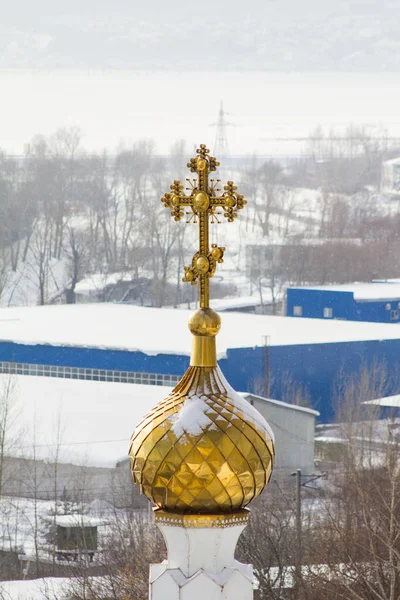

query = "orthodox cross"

[{"left": 161, "top": 144, "right": 247, "bottom": 308}]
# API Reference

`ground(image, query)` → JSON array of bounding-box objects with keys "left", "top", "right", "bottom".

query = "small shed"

[
  {"left": 287, "top": 283, "right": 400, "bottom": 323},
  {"left": 242, "top": 393, "right": 319, "bottom": 473},
  {"left": 52, "top": 515, "right": 102, "bottom": 562}
]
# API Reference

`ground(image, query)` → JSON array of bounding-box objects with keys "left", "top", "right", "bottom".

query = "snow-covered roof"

[
  {"left": 176, "top": 294, "right": 275, "bottom": 311},
  {"left": 50, "top": 515, "right": 105, "bottom": 527},
  {"left": 289, "top": 283, "right": 400, "bottom": 302},
  {"left": 0, "top": 303, "right": 400, "bottom": 356},
  {"left": 241, "top": 393, "right": 319, "bottom": 416},
  {"left": 373, "top": 278, "right": 400, "bottom": 284},
  {"left": 383, "top": 157, "right": 400, "bottom": 166},
  {"left": 74, "top": 272, "right": 132, "bottom": 295},
  {"left": 363, "top": 395, "right": 400, "bottom": 408},
  {"left": 4, "top": 374, "right": 172, "bottom": 467}
]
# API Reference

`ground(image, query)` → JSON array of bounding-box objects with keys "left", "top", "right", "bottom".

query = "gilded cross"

[{"left": 161, "top": 144, "right": 247, "bottom": 308}]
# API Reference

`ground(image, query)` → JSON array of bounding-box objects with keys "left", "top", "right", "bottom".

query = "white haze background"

[
  {"left": 3, "top": 70, "right": 400, "bottom": 156},
  {"left": 2, "top": 0, "right": 400, "bottom": 155}
]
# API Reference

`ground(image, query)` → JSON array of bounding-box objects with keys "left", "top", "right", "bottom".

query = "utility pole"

[
  {"left": 292, "top": 469, "right": 326, "bottom": 595},
  {"left": 295, "top": 468, "right": 302, "bottom": 592}
]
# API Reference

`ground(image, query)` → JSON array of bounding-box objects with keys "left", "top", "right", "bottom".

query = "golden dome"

[{"left": 129, "top": 364, "right": 274, "bottom": 514}]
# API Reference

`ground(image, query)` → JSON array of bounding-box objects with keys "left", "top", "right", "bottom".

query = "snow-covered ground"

[
  {"left": 0, "top": 256, "right": 68, "bottom": 308},
  {"left": 0, "top": 577, "right": 70, "bottom": 600},
  {"left": 0, "top": 573, "right": 119, "bottom": 600}
]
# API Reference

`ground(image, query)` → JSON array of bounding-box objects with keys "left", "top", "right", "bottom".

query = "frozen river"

[{"left": 2, "top": 69, "right": 400, "bottom": 156}]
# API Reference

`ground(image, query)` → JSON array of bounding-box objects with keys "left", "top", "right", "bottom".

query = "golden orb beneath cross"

[{"left": 189, "top": 308, "right": 221, "bottom": 337}]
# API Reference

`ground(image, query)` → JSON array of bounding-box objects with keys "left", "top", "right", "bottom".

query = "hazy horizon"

[
  {"left": 2, "top": 1, "right": 400, "bottom": 71},
  {"left": 2, "top": 70, "right": 400, "bottom": 156}
]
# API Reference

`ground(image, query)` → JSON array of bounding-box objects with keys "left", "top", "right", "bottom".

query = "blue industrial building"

[
  {"left": 2, "top": 303, "right": 400, "bottom": 424},
  {"left": 287, "top": 283, "right": 400, "bottom": 324},
  {"left": 2, "top": 336, "right": 400, "bottom": 424}
]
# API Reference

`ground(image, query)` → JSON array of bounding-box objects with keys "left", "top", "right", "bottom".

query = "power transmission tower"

[{"left": 210, "top": 101, "right": 231, "bottom": 157}]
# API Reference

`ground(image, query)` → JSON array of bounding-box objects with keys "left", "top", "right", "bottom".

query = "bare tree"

[
  {"left": 0, "top": 375, "right": 20, "bottom": 498},
  {"left": 61, "top": 508, "right": 166, "bottom": 600},
  {"left": 30, "top": 127, "right": 83, "bottom": 261},
  {"left": 63, "top": 226, "right": 90, "bottom": 303},
  {"left": 255, "top": 161, "right": 285, "bottom": 237},
  {"left": 312, "top": 364, "right": 400, "bottom": 599},
  {"left": 25, "top": 218, "right": 53, "bottom": 305}
]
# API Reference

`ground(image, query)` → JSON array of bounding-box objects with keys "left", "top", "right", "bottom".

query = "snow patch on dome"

[{"left": 170, "top": 392, "right": 213, "bottom": 437}]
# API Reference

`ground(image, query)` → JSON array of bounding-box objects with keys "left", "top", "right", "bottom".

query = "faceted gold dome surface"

[{"left": 129, "top": 365, "right": 274, "bottom": 514}]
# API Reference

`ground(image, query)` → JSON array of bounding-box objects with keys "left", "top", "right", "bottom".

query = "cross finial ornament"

[{"left": 161, "top": 144, "right": 247, "bottom": 308}]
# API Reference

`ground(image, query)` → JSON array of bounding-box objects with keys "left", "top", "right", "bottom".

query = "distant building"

[
  {"left": 241, "top": 393, "right": 318, "bottom": 473},
  {"left": 3, "top": 303, "right": 400, "bottom": 422},
  {"left": 74, "top": 272, "right": 152, "bottom": 304},
  {"left": 381, "top": 157, "right": 400, "bottom": 197},
  {"left": 287, "top": 283, "right": 400, "bottom": 324}
]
